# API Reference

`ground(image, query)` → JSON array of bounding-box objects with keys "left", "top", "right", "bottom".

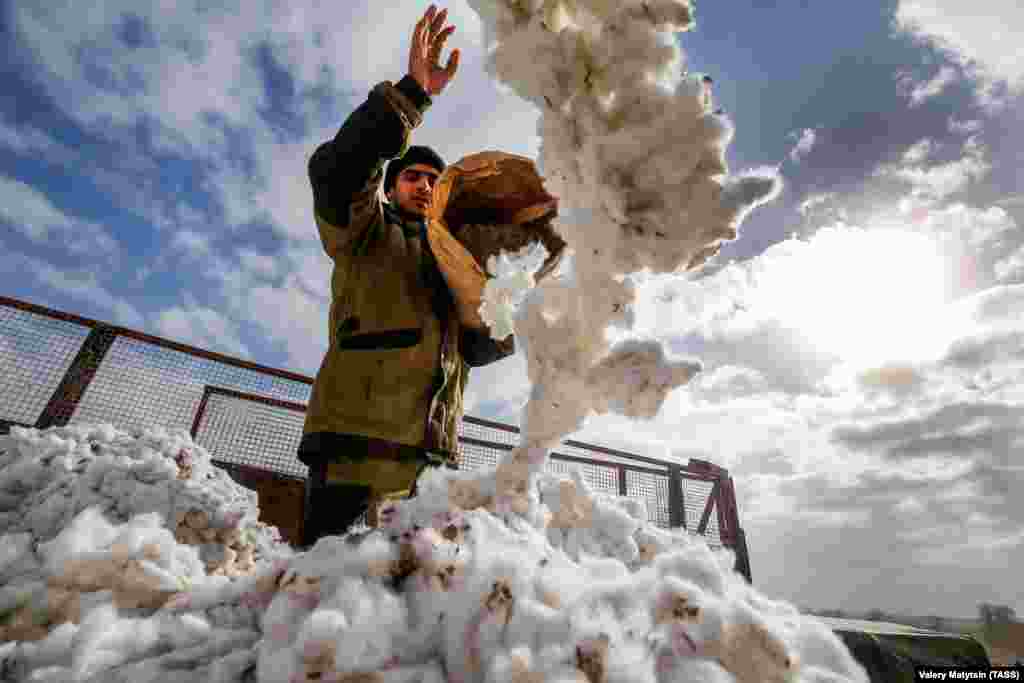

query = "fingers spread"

[
  {"left": 444, "top": 48, "right": 460, "bottom": 79},
  {"left": 430, "top": 25, "right": 455, "bottom": 62},
  {"left": 430, "top": 8, "right": 448, "bottom": 37},
  {"left": 416, "top": 6, "right": 435, "bottom": 43}
]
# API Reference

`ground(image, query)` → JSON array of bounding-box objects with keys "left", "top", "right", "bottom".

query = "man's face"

[{"left": 388, "top": 163, "right": 441, "bottom": 217}]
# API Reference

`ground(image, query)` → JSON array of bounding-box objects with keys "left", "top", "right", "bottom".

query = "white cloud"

[
  {"left": 875, "top": 135, "right": 990, "bottom": 200},
  {"left": 153, "top": 300, "right": 250, "bottom": 359},
  {"left": 563, "top": 196, "right": 1024, "bottom": 615},
  {"left": 463, "top": 350, "right": 531, "bottom": 419},
  {"left": 0, "top": 251, "right": 144, "bottom": 328},
  {"left": 787, "top": 128, "right": 817, "bottom": 164},
  {"left": 797, "top": 192, "right": 836, "bottom": 217},
  {"left": 895, "top": 0, "right": 1024, "bottom": 107},
  {"left": 905, "top": 65, "right": 958, "bottom": 106},
  {"left": 0, "top": 120, "right": 71, "bottom": 160},
  {"left": 211, "top": 244, "right": 331, "bottom": 374},
  {"left": 238, "top": 248, "right": 279, "bottom": 280},
  {"left": 8, "top": 0, "right": 534, "bottom": 247},
  {"left": 170, "top": 229, "right": 212, "bottom": 260},
  {"left": 0, "top": 176, "right": 119, "bottom": 257},
  {"left": 901, "top": 138, "right": 934, "bottom": 164},
  {"left": 948, "top": 117, "right": 982, "bottom": 135},
  {"left": 635, "top": 224, "right": 970, "bottom": 383},
  {"left": 996, "top": 194, "right": 1024, "bottom": 208}
]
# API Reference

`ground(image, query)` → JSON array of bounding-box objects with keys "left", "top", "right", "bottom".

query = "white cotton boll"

[
  {"left": 259, "top": 579, "right": 325, "bottom": 662},
  {"left": 134, "top": 557, "right": 186, "bottom": 592},
  {"left": 16, "top": 621, "right": 78, "bottom": 671},
  {"left": 257, "top": 639, "right": 302, "bottom": 683},
  {"left": 206, "top": 647, "right": 259, "bottom": 683},
  {"left": 0, "top": 532, "right": 39, "bottom": 583},
  {"left": 71, "top": 603, "right": 162, "bottom": 679},
  {"left": 629, "top": 119, "right": 722, "bottom": 191},
  {"left": 24, "top": 666, "right": 77, "bottom": 682},
  {"left": 112, "top": 512, "right": 170, "bottom": 548},
  {"left": 538, "top": 120, "right": 589, "bottom": 213},
  {"left": 289, "top": 608, "right": 349, "bottom": 677},
  {"left": 653, "top": 545, "right": 728, "bottom": 598},
  {"left": 521, "top": 381, "right": 591, "bottom": 448},
  {"left": 662, "top": 592, "right": 730, "bottom": 659},
  {"left": 379, "top": 660, "right": 448, "bottom": 683},
  {"left": 606, "top": 639, "right": 659, "bottom": 683},
  {"left": 586, "top": 501, "right": 641, "bottom": 564},
  {"left": 562, "top": 527, "right": 585, "bottom": 561},
  {"left": 487, "top": 647, "right": 533, "bottom": 683},
  {"left": 163, "top": 573, "right": 236, "bottom": 612},
  {"left": 328, "top": 576, "right": 408, "bottom": 670},
  {"left": 76, "top": 589, "right": 115, "bottom": 621},
  {"left": 345, "top": 531, "right": 402, "bottom": 578},
  {"left": 570, "top": 574, "right": 653, "bottom": 645},
  {"left": 739, "top": 589, "right": 800, "bottom": 619},
  {"left": 444, "top": 553, "right": 536, "bottom": 683},
  {"left": 633, "top": 525, "right": 696, "bottom": 568},
  {"left": 489, "top": 18, "right": 579, "bottom": 111},
  {"left": 0, "top": 532, "right": 33, "bottom": 569},
  {"left": 480, "top": 242, "right": 550, "bottom": 341},
  {"left": 621, "top": 0, "right": 694, "bottom": 32},
  {"left": 593, "top": 17, "right": 681, "bottom": 93},
  {"left": 656, "top": 656, "right": 733, "bottom": 683},
  {"left": 617, "top": 497, "right": 648, "bottom": 523},
  {"left": 38, "top": 506, "right": 118, "bottom": 575},
  {"left": 504, "top": 595, "right": 572, "bottom": 653},
  {"left": 587, "top": 340, "right": 701, "bottom": 420},
  {"left": 156, "top": 611, "right": 213, "bottom": 650}
]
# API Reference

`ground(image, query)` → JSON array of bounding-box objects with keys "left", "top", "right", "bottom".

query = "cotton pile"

[
  {"left": 1, "top": 423, "right": 868, "bottom": 683},
  {"left": 0, "top": 423, "right": 292, "bottom": 680}
]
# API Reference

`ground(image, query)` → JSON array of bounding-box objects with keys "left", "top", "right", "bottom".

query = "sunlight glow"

[{"left": 750, "top": 226, "right": 960, "bottom": 368}]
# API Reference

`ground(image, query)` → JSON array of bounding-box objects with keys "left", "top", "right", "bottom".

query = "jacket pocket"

[{"left": 336, "top": 317, "right": 423, "bottom": 350}]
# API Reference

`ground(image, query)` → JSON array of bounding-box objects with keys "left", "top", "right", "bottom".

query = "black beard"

[{"left": 394, "top": 202, "right": 427, "bottom": 222}]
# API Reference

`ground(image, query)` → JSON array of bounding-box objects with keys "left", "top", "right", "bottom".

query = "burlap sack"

[{"left": 426, "top": 151, "right": 567, "bottom": 329}]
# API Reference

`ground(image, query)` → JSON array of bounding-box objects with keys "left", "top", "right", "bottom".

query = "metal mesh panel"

[
  {"left": 459, "top": 419, "right": 519, "bottom": 448},
  {"left": 458, "top": 439, "right": 502, "bottom": 472},
  {"left": 0, "top": 298, "right": 746, "bottom": 571},
  {"left": 626, "top": 469, "right": 671, "bottom": 528},
  {"left": 0, "top": 307, "right": 89, "bottom": 425},
  {"left": 556, "top": 441, "right": 668, "bottom": 471},
  {"left": 543, "top": 457, "right": 619, "bottom": 496},
  {"left": 681, "top": 478, "right": 721, "bottom": 544},
  {"left": 72, "top": 336, "right": 311, "bottom": 436},
  {"left": 195, "top": 392, "right": 308, "bottom": 478}
]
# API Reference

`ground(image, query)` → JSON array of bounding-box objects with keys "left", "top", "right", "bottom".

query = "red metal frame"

[{"left": 1, "top": 295, "right": 751, "bottom": 582}]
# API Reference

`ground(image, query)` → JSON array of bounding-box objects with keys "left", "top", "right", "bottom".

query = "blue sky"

[{"left": 1, "top": 0, "right": 1023, "bottom": 619}]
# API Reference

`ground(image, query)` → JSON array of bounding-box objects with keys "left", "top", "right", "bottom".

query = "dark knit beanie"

[{"left": 384, "top": 145, "right": 446, "bottom": 194}]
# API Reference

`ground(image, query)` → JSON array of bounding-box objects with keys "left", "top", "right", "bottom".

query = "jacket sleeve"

[
  {"left": 460, "top": 327, "right": 516, "bottom": 367},
  {"left": 308, "top": 75, "right": 432, "bottom": 258}
]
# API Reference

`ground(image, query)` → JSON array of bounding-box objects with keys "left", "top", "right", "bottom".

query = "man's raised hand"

[{"left": 409, "top": 5, "right": 460, "bottom": 97}]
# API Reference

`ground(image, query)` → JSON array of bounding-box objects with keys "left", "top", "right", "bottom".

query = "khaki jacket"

[{"left": 300, "top": 75, "right": 514, "bottom": 469}]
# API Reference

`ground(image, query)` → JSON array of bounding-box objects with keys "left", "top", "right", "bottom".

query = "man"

[{"left": 300, "top": 5, "right": 514, "bottom": 547}]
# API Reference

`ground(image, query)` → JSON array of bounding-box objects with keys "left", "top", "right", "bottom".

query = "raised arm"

[
  {"left": 308, "top": 77, "right": 431, "bottom": 257},
  {"left": 308, "top": 5, "right": 460, "bottom": 257}
]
